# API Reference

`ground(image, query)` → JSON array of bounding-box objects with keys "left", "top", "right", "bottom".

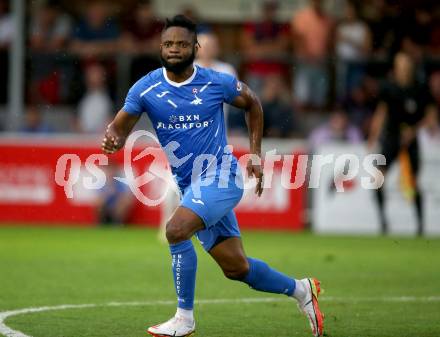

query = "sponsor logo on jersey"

[{"left": 158, "top": 114, "right": 213, "bottom": 130}]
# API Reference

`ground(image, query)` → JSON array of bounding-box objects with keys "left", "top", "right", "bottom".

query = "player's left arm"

[{"left": 229, "top": 82, "right": 264, "bottom": 197}]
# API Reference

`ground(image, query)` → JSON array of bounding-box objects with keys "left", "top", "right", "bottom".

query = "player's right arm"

[
  {"left": 102, "top": 77, "right": 147, "bottom": 154},
  {"left": 101, "top": 110, "right": 141, "bottom": 154}
]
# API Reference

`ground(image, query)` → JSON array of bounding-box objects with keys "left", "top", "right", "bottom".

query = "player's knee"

[
  {"left": 165, "top": 221, "right": 191, "bottom": 244},
  {"left": 223, "top": 259, "right": 249, "bottom": 280}
]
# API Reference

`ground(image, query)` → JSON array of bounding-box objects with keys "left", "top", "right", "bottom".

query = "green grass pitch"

[{"left": 0, "top": 226, "right": 439, "bottom": 337}]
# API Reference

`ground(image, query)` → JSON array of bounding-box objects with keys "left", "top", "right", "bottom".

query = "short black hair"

[{"left": 164, "top": 15, "right": 198, "bottom": 43}]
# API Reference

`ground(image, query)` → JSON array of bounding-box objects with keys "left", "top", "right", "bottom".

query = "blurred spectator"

[
  {"left": 0, "top": 0, "right": 12, "bottom": 103},
  {"left": 77, "top": 63, "right": 113, "bottom": 133},
  {"left": 261, "top": 74, "right": 296, "bottom": 138},
  {"left": 429, "top": 8, "right": 440, "bottom": 55},
  {"left": 95, "top": 161, "right": 134, "bottom": 226},
  {"left": 14, "top": 0, "right": 439, "bottom": 142},
  {"left": 343, "top": 85, "right": 372, "bottom": 138},
  {"left": 196, "top": 32, "right": 237, "bottom": 110},
  {"left": 309, "top": 110, "right": 362, "bottom": 149},
  {"left": 70, "top": 1, "right": 120, "bottom": 58},
  {"left": 20, "top": 105, "right": 54, "bottom": 133},
  {"left": 121, "top": 0, "right": 163, "bottom": 82},
  {"left": 29, "top": 1, "right": 72, "bottom": 52},
  {"left": 419, "top": 106, "right": 440, "bottom": 146},
  {"left": 401, "top": 6, "right": 433, "bottom": 60},
  {"left": 419, "top": 71, "right": 440, "bottom": 146},
  {"left": 343, "top": 75, "right": 379, "bottom": 138},
  {"left": 28, "top": 2, "right": 73, "bottom": 105},
  {"left": 335, "top": 0, "right": 372, "bottom": 100},
  {"left": 368, "top": 52, "right": 435, "bottom": 235},
  {"left": 363, "top": 0, "right": 399, "bottom": 58},
  {"left": 195, "top": 32, "right": 243, "bottom": 134},
  {"left": 0, "top": 0, "right": 11, "bottom": 48},
  {"left": 180, "top": 5, "right": 211, "bottom": 34},
  {"left": 196, "top": 32, "right": 236, "bottom": 76},
  {"left": 240, "top": 0, "right": 289, "bottom": 96},
  {"left": 430, "top": 71, "right": 440, "bottom": 106},
  {"left": 291, "top": 0, "right": 334, "bottom": 110}
]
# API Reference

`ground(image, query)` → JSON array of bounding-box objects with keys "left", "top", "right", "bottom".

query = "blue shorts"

[{"left": 180, "top": 165, "right": 244, "bottom": 251}]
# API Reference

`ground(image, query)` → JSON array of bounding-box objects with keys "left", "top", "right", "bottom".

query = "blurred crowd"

[{"left": 0, "top": 0, "right": 439, "bottom": 143}]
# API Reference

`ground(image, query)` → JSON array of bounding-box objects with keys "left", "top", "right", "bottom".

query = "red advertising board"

[{"left": 0, "top": 136, "right": 305, "bottom": 231}]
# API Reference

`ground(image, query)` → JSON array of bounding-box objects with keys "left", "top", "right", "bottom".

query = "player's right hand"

[
  {"left": 101, "top": 126, "right": 124, "bottom": 154},
  {"left": 246, "top": 156, "right": 264, "bottom": 197}
]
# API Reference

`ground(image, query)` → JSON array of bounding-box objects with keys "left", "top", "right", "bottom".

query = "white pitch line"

[{"left": 1, "top": 296, "right": 440, "bottom": 337}]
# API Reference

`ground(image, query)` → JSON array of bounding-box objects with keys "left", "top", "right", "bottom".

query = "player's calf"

[{"left": 221, "top": 258, "right": 250, "bottom": 280}]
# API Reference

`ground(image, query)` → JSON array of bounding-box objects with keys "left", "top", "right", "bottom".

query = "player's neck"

[{"left": 166, "top": 65, "right": 195, "bottom": 84}]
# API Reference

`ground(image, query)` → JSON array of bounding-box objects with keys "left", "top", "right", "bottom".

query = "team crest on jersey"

[
  {"left": 190, "top": 94, "right": 203, "bottom": 105},
  {"left": 192, "top": 88, "right": 198, "bottom": 94}
]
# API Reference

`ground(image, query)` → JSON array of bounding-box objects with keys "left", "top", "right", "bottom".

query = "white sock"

[
  {"left": 175, "top": 307, "right": 194, "bottom": 322},
  {"left": 292, "top": 279, "right": 307, "bottom": 302}
]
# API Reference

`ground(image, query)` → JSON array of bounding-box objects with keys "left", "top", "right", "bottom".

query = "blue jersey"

[{"left": 122, "top": 65, "right": 242, "bottom": 189}]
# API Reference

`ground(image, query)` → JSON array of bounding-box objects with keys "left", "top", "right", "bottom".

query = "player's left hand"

[{"left": 246, "top": 157, "right": 264, "bottom": 197}]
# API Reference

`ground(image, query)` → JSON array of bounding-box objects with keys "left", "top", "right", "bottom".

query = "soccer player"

[
  {"left": 102, "top": 15, "right": 324, "bottom": 337},
  {"left": 368, "top": 52, "right": 436, "bottom": 235}
]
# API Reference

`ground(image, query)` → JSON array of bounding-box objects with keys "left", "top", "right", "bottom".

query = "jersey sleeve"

[
  {"left": 122, "top": 82, "right": 145, "bottom": 116},
  {"left": 219, "top": 72, "right": 242, "bottom": 104}
]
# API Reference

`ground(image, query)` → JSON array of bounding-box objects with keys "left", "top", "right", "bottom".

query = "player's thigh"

[
  {"left": 166, "top": 206, "right": 205, "bottom": 242},
  {"left": 180, "top": 179, "right": 243, "bottom": 228}
]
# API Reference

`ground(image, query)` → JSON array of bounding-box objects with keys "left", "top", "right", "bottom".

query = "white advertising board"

[{"left": 312, "top": 142, "right": 440, "bottom": 236}]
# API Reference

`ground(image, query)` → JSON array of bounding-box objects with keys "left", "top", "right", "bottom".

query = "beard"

[{"left": 160, "top": 48, "right": 196, "bottom": 74}]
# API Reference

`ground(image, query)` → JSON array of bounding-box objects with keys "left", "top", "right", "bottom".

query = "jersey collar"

[{"left": 162, "top": 65, "right": 198, "bottom": 87}]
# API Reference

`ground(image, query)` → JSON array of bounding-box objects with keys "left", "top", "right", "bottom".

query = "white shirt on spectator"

[
  {"left": 78, "top": 90, "right": 112, "bottom": 133},
  {"left": 0, "top": 14, "right": 13, "bottom": 46},
  {"left": 419, "top": 127, "right": 440, "bottom": 148},
  {"left": 200, "top": 60, "right": 237, "bottom": 78},
  {"left": 336, "top": 21, "right": 369, "bottom": 61},
  {"left": 30, "top": 14, "right": 72, "bottom": 42}
]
